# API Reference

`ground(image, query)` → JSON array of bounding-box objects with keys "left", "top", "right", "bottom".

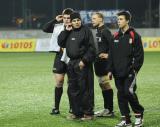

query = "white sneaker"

[
  {"left": 94, "top": 109, "right": 114, "bottom": 117},
  {"left": 134, "top": 117, "right": 143, "bottom": 127},
  {"left": 115, "top": 120, "right": 132, "bottom": 127}
]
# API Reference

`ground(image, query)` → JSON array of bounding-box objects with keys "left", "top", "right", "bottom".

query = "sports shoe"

[
  {"left": 66, "top": 114, "right": 80, "bottom": 120},
  {"left": 50, "top": 108, "right": 60, "bottom": 115},
  {"left": 134, "top": 117, "right": 143, "bottom": 127},
  {"left": 115, "top": 120, "right": 132, "bottom": 127},
  {"left": 81, "top": 114, "right": 94, "bottom": 121},
  {"left": 94, "top": 109, "right": 114, "bottom": 117}
]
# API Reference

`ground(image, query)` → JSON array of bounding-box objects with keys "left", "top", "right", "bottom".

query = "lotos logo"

[
  {"left": 1, "top": 42, "right": 33, "bottom": 49},
  {"left": 0, "top": 39, "right": 36, "bottom": 52},
  {"left": 1, "top": 43, "right": 10, "bottom": 48}
]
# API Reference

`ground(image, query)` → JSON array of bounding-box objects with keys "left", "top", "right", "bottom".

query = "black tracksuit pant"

[
  {"left": 114, "top": 71, "right": 144, "bottom": 117},
  {"left": 67, "top": 59, "right": 94, "bottom": 117}
]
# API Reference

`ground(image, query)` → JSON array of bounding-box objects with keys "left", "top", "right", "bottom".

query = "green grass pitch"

[{"left": 0, "top": 52, "right": 160, "bottom": 127}]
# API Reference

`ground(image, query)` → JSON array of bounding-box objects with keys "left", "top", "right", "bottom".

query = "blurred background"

[
  {"left": 0, "top": 0, "right": 160, "bottom": 52},
  {"left": 0, "top": 0, "right": 159, "bottom": 29}
]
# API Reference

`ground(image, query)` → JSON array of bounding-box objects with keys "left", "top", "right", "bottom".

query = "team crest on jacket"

[
  {"left": 129, "top": 38, "right": 132, "bottom": 44},
  {"left": 71, "top": 38, "right": 76, "bottom": 40},
  {"left": 96, "top": 37, "right": 102, "bottom": 42},
  {"left": 114, "top": 39, "right": 119, "bottom": 43}
]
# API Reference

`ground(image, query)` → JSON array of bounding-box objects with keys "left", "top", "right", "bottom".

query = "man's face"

[
  {"left": 91, "top": 14, "right": 102, "bottom": 27},
  {"left": 63, "top": 14, "right": 71, "bottom": 26},
  {"left": 117, "top": 15, "right": 129, "bottom": 28},
  {"left": 71, "top": 18, "right": 81, "bottom": 29}
]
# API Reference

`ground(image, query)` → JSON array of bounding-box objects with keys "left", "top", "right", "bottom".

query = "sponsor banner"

[
  {"left": 142, "top": 37, "right": 160, "bottom": 51},
  {"left": 35, "top": 38, "right": 50, "bottom": 51},
  {"left": 1, "top": 37, "right": 160, "bottom": 52},
  {"left": 80, "top": 10, "right": 120, "bottom": 24},
  {"left": 0, "top": 39, "right": 36, "bottom": 52}
]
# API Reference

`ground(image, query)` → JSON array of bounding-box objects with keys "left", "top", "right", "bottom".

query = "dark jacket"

[
  {"left": 96, "top": 25, "right": 113, "bottom": 55},
  {"left": 94, "top": 25, "right": 113, "bottom": 76},
  {"left": 58, "top": 26, "right": 96, "bottom": 64},
  {"left": 108, "top": 27, "right": 144, "bottom": 78},
  {"left": 42, "top": 19, "right": 60, "bottom": 33}
]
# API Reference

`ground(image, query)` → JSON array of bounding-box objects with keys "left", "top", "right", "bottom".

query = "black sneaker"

[
  {"left": 50, "top": 108, "right": 60, "bottom": 115},
  {"left": 115, "top": 120, "right": 132, "bottom": 127},
  {"left": 115, "top": 116, "right": 132, "bottom": 127}
]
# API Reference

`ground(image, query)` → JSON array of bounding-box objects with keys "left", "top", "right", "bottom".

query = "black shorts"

[
  {"left": 94, "top": 58, "right": 109, "bottom": 76},
  {"left": 52, "top": 51, "right": 67, "bottom": 74}
]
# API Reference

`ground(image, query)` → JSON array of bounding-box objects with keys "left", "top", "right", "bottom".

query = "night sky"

[{"left": 0, "top": 0, "right": 158, "bottom": 27}]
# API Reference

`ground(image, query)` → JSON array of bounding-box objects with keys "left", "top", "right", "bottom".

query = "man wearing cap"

[{"left": 58, "top": 12, "right": 96, "bottom": 120}]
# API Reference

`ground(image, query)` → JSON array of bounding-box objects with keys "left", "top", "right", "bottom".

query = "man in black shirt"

[
  {"left": 91, "top": 12, "right": 114, "bottom": 117},
  {"left": 58, "top": 12, "right": 95, "bottom": 120}
]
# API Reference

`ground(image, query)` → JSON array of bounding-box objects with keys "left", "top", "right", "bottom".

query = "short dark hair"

[
  {"left": 62, "top": 8, "right": 74, "bottom": 15},
  {"left": 70, "top": 12, "right": 81, "bottom": 21},
  {"left": 117, "top": 11, "right": 132, "bottom": 22}
]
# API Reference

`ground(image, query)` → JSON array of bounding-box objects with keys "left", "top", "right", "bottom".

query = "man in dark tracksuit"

[
  {"left": 108, "top": 11, "right": 144, "bottom": 127},
  {"left": 91, "top": 12, "right": 114, "bottom": 117},
  {"left": 42, "top": 8, "right": 73, "bottom": 115},
  {"left": 58, "top": 12, "right": 95, "bottom": 120}
]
